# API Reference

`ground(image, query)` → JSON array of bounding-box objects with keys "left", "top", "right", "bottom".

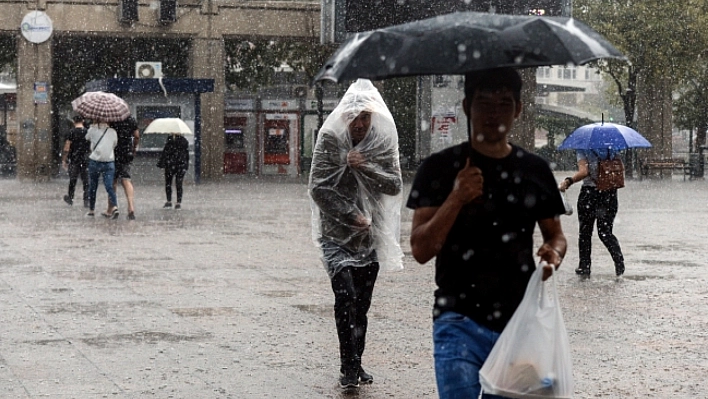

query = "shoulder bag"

[{"left": 595, "top": 155, "right": 625, "bottom": 192}]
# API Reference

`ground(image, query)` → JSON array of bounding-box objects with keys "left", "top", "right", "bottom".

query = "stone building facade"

[{"left": 0, "top": 0, "right": 319, "bottom": 181}]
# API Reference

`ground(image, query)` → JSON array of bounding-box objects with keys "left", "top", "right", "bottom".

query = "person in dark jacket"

[
  {"left": 309, "top": 79, "right": 403, "bottom": 390},
  {"left": 61, "top": 115, "right": 91, "bottom": 207},
  {"left": 109, "top": 116, "right": 140, "bottom": 220},
  {"left": 157, "top": 133, "right": 189, "bottom": 209}
]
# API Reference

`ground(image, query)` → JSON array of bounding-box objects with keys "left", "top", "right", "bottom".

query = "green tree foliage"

[
  {"left": 0, "top": 35, "right": 16, "bottom": 75},
  {"left": 575, "top": 0, "right": 707, "bottom": 129},
  {"left": 224, "top": 39, "right": 337, "bottom": 92},
  {"left": 536, "top": 114, "right": 593, "bottom": 170},
  {"left": 674, "top": 66, "right": 708, "bottom": 149}
]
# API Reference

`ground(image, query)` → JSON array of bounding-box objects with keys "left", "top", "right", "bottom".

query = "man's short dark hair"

[
  {"left": 72, "top": 114, "right": 84, "bottom": 123},
  {"left": 464, "top": 67, "right": 523, "bottom": 103}
]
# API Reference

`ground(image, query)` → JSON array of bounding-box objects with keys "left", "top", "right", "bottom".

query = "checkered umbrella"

[{"left": 71, "top": 91, "right": 131, "bottom": 122}]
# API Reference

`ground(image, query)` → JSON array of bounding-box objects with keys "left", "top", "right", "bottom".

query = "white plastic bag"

[
  {"left": 560, "top": 191, "right": 573, "bottom": 216},
  {"left": 479, "top": 263, "right": 574, "bottom": 399}
]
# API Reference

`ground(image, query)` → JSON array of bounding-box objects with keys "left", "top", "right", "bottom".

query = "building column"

[
  {"left": 16, "top": 37, "right": 52, "bottom": 181},
  {"left": 190, "top": 37, "right": 225, "bottom": 181}
]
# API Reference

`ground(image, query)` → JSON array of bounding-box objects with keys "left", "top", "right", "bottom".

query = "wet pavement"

[{"left": 0, "top": 172, "right": 706, "bottom": 398}]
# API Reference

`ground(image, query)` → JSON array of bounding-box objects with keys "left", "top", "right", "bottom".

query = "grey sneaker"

[
  {"left": 163, "top": 202, "right": 172, "bottom": 209},
  {"left": 175, "top": 203, "right": 181, "bottom": 210},
  {"left": 63, "top": 195, "right": 73, "bottom": 206}
]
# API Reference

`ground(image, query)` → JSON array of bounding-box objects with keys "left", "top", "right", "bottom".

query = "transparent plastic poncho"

[{"left": 309, "top": 79, "right": 404, "bottom": 278}]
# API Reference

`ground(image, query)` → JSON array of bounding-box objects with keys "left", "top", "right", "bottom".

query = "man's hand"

[
  {"left": 352, "top": 213, "right": 371, "bottom": 230},
  {"left": 61, "top": 160, "right": 68, "bottom": 171},
  {"left": 347, "top": 150, "right": 366, "bottom": 169},
  {"left": 450, "top": 158, "right": 484, "bottom": 205},
  {"left": 537, "top": 243, "right": 563, "bottom": 281}
]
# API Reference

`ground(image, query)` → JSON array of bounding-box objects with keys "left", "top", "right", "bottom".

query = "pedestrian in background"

[
  {"left": 559, "top": 149, "right": 625, "bottom": 277},
  {"left": 309, "top": 79, "right": 403, "bottom": 390},
  {"left": 157, "top": 133, "right": 189, "bottom": 209},
  {"left": 407, "top": 68, "right": 567, "bottom": 399},
  {"left": 110, "top": 116, "right": 140, "bottom": 220},
  {"left": 85, "top": 119, "right": 119, "bottom": 218},
  {"left": 61, "top": 115, "right": 90, "bottom": 208}
]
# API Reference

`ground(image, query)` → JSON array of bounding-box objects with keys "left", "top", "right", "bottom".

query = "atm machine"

[{"left": 223, "top": 115, "right": 248, "bottom": 174}]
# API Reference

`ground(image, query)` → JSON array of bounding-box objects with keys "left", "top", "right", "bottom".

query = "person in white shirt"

[{"left": 85, "top": 120, "right": 119, "bottom": 218}]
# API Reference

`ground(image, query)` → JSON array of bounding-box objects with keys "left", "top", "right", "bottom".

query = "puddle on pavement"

[
  {"left": 261, "top": 290, "right": 297, "bottom": 298},
  {"left": 640, "top": 259, "right": 701, "bottom": 267},
  {"left": 127, "top": 256, "right": 173, "bottom": 261},
  {"left": 52, "top": 267, "right": 155, "bottom": 281},
  {"left": 44, "top": 301, "right": 157, "bottom": 316},
  {"left": 81, "top": 331, "right": 210, "bottom": 347},
  {"left": 170, "top": 307, "right": 238, "bottom": 317},
  {"left": 293, "top": 304, "right": 332, "bottom": 318}
]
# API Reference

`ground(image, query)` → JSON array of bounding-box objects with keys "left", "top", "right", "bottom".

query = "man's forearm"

[{"left": 410, "top": 197, "right": 465, "bottom": 264}]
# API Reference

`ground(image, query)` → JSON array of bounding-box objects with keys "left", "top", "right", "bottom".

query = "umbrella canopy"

[
  {"left": 315, "top": 11, "right": 626, "bottom": 83},
  {"left": 143, "top": 118, "right": 193, "bottom": 135},
  {"left": 557, "top": 122, "right": 652, "bottom": 151},
  {"left": 71, "top": 91, "right": 131, "bottom": 122}
]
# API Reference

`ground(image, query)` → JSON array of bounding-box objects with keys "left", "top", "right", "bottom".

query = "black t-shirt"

[
  {"left": 406, "top": 142, "right": 565, "bottom": 332},
  {"left": 111, "top": 116, "right": 138, "bottom": 163},
  {"left": 66, "top": 127, "right": 90, "bottom": 164}
]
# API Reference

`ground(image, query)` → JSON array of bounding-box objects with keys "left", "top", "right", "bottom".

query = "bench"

[{"left": 639, "top": 158, "right": 691, "bottom": 180}]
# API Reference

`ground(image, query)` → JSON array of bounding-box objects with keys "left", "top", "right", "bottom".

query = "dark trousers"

[
  {"left": 164, "top": 168, "right": 186, "bottom": 203},
  {"left": 67, "top": 162, "right": 88, "bottom": 202},
  {"left": 330, "top": 263, "right": 380, "bottom": 373},
  {"left": 577, "top": 186, "right": 624, "bottom": 270}
]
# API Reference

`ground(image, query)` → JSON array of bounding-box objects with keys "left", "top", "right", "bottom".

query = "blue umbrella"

[{"left": 557, "top": 122, "right": 652, "bottom": 150}]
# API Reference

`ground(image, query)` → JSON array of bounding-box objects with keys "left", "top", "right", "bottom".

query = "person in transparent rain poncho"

[{"left": 309, "top": 79, "right": 403, "bottom": 390}]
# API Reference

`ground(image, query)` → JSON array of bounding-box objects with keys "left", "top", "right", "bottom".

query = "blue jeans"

[
  {"left": 87, "top": 160, "right": 117, "bottom": 211},
  {"left": 433, "top": 311, "right": 510, "bottom": 399}
]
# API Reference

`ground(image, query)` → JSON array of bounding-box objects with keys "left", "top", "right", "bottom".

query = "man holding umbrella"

[{"left": 406, "top": 68, "right": 567, "bottom": 399}]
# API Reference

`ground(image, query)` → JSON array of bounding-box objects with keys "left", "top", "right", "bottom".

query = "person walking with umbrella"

[
  {"left": 407, "top": 68, "right": 567, "bottom": 399},
  {"left": 84, "top": 118, "right": 119, "bottom": 218},
  {"left": 109, "top": 116, "right": 140, "bottom": 220},
  {"left": 557, "top": 122, "right": 650, "bottom": 277},
  {"left": 157, "top": 130, "right": 190, "bottom": 209},
  {"left": 72, "top": 91, "right": 131, "bottom": 218}
]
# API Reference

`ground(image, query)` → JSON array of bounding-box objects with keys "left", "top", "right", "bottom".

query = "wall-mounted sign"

[
  {"left": 21, "top": 11, "right": 53, "bottom": 44},
  {"left": 33, "top": 81, "right": 49, "bottom": 104},
  {"left": 225, "top": 98, "right": 254, "bottom": 111},
  {"left": 261, "top": 100, "right": 297, "bottom": 111},
  {"left": 306, "top": 99, "right": 339, "bottom": 111}
]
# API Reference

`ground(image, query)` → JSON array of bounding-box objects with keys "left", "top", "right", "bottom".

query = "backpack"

[{"left": 594, "top": 151, "right": 625, "bottom": 191}]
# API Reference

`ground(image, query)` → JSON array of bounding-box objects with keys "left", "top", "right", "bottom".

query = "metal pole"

[{"left": 194, "top": 94, "right": 201, "bottom": 184}]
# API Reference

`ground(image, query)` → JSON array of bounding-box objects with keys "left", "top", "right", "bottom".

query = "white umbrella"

[{"left": 143, "top": 118, "right": 193, "bottom": 135}]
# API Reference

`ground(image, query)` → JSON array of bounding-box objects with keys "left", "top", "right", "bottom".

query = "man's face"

[
  {"left": 464, "top": 88, "right": 522, "bottom": 144},
  {"left": 348, "top": 111, "right": 372, "bottom": 143}
]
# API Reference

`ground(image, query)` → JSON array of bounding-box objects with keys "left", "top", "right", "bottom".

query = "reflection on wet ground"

[{"left": 0, "top": 175, "right": 705, "bottom": 398}]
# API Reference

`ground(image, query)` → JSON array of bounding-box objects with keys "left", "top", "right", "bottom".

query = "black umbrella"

[{"left": 315, "top": 11, "right": 626, "bottom": 83}]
